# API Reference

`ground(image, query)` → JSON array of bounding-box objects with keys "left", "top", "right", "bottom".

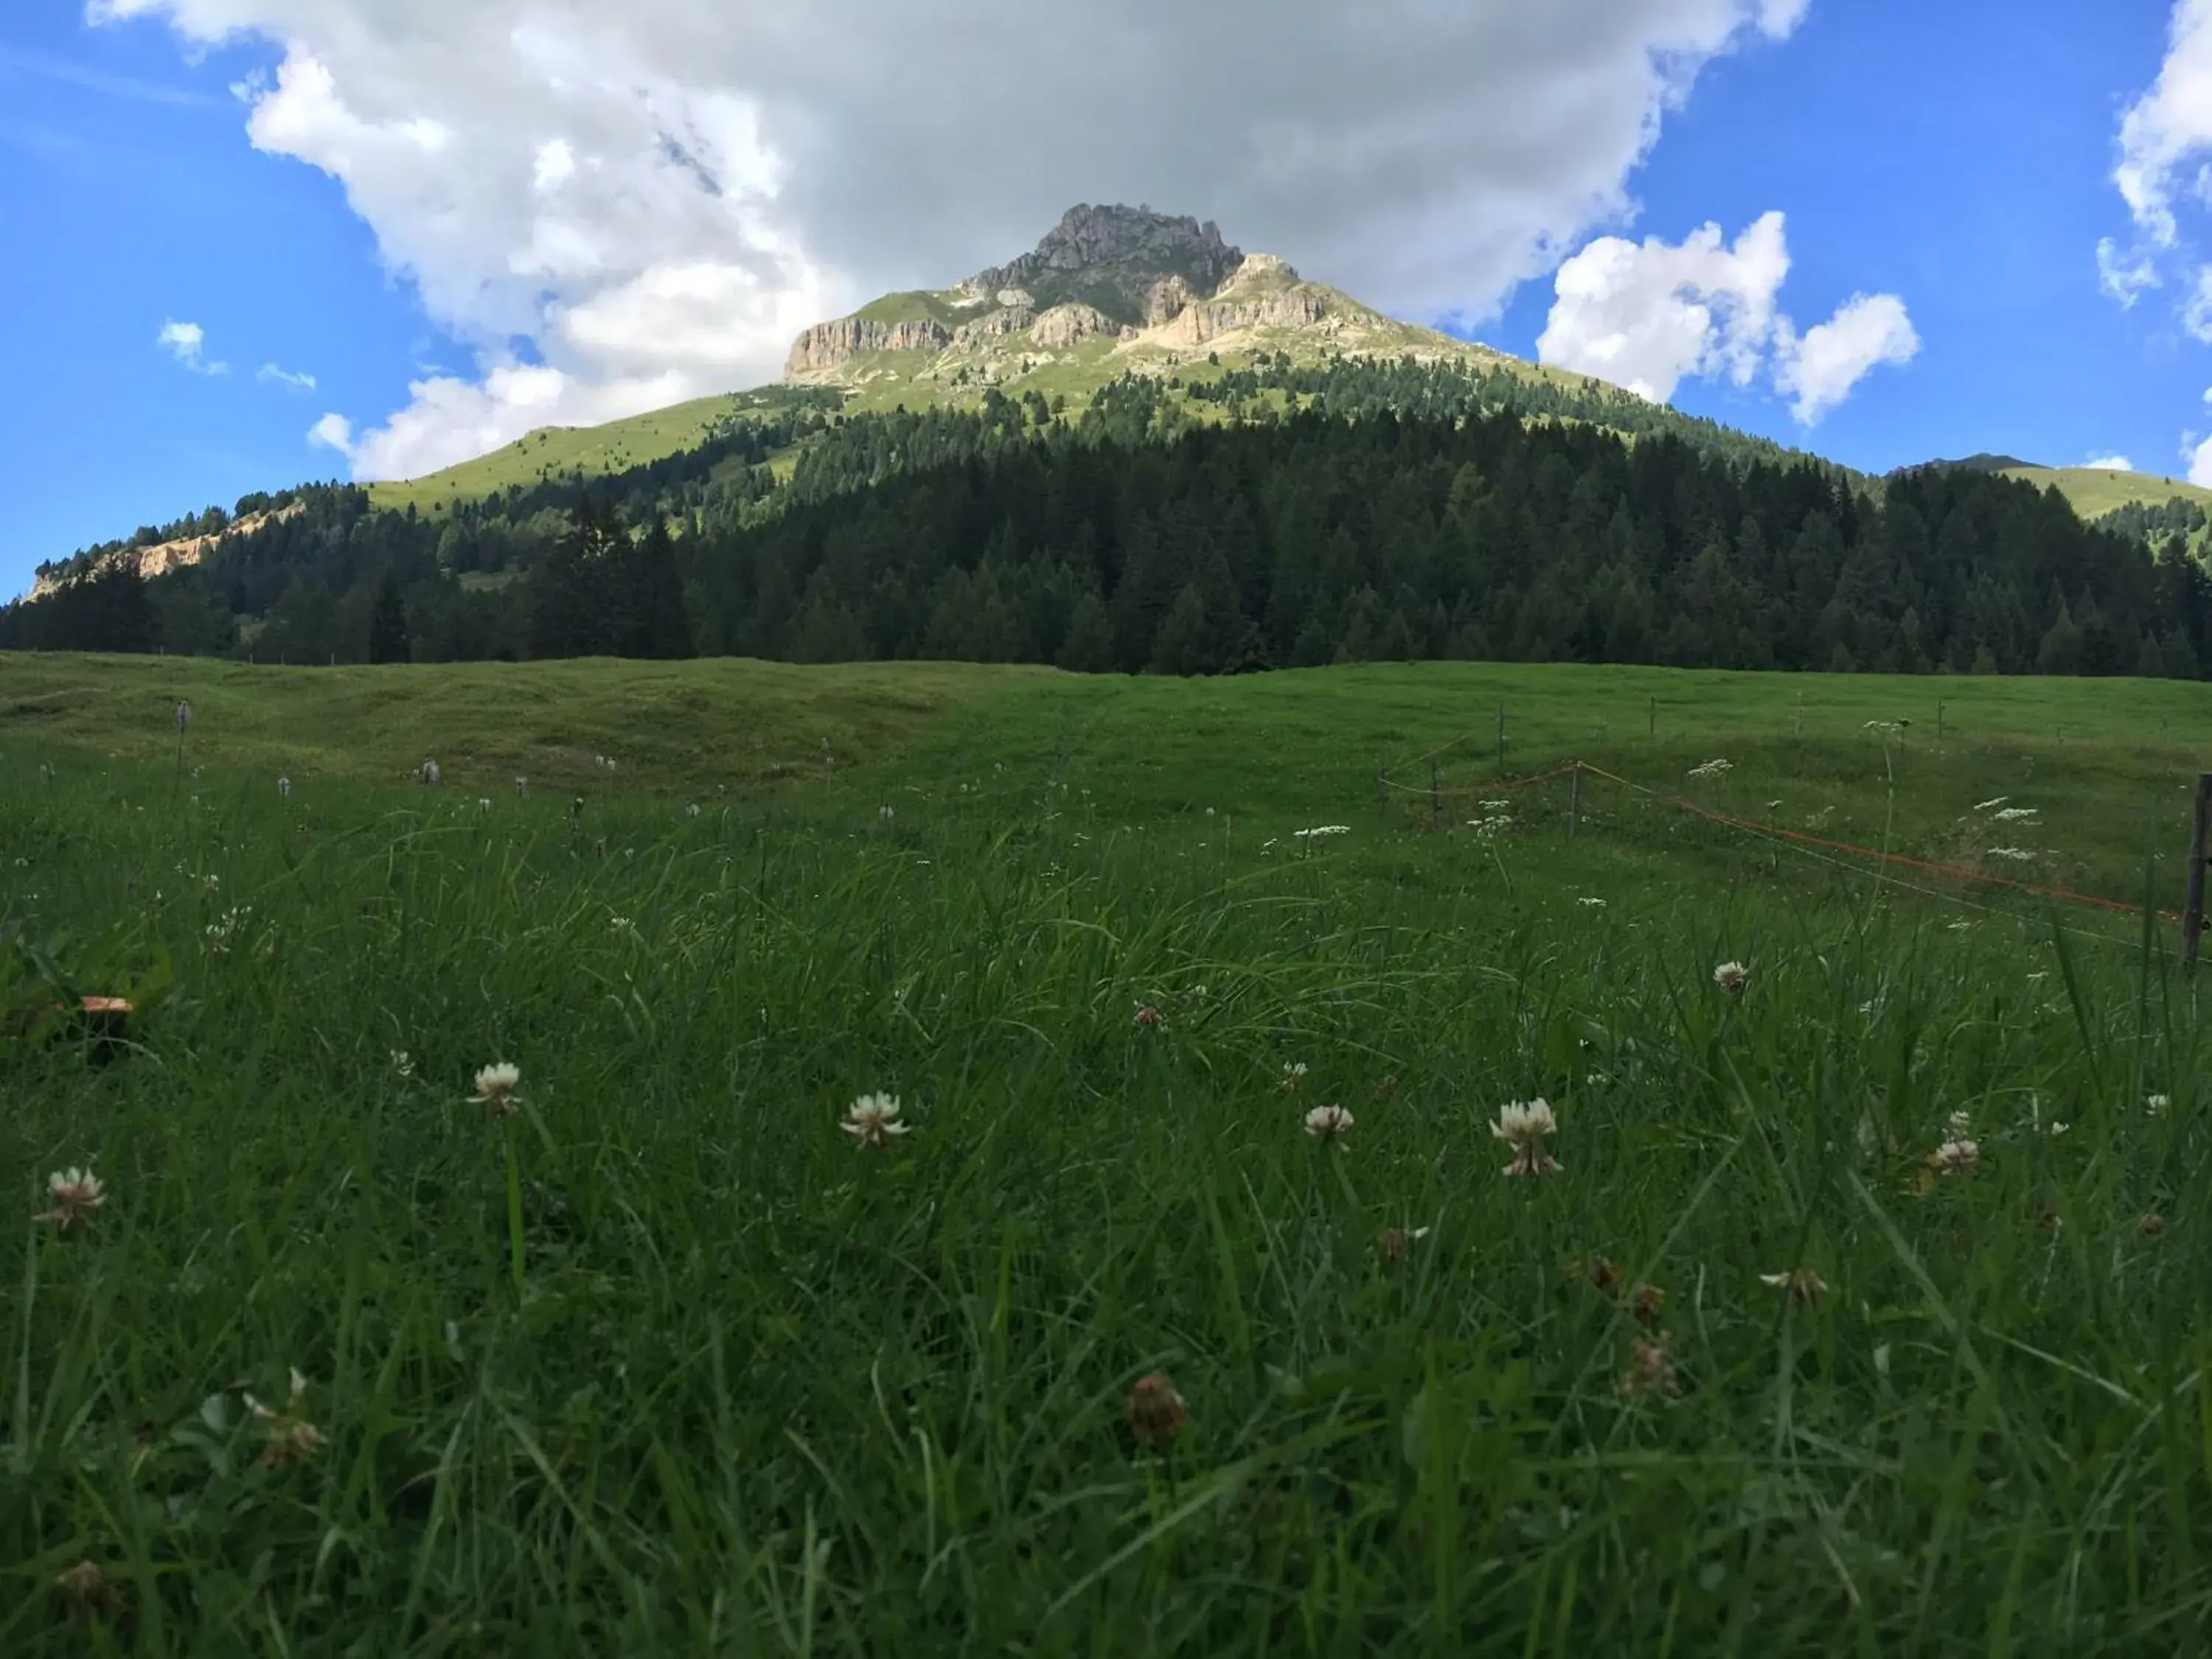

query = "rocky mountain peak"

[{"left": 959, "top": 204, "right": 1245, "bottom": 321}]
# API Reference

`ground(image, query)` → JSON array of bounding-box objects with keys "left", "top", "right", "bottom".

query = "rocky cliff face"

[
  {"left": 1030, "top": 303, "right": 1127, "bottom": 349},
  {"left": 785, "top": 316, "right": 953, "bottom": 375},
  {"left": 26, "top": 503, "right": 303, "bottom": 604},
  {"left": 1152, "top": 288, "right": 1329, "bottom": 349}
]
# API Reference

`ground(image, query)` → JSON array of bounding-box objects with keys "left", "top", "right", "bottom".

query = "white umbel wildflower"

[{"left": 1713, "top": 961, "right": 1749, "bottom": 995}]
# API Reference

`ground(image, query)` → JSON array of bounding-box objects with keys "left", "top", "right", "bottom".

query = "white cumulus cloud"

[
  {"left": 2115, "top": 0, "right": 2212, "bottom": 248},
  {"left": 1538, "top": 212, "right": 1914, "bottom": 422},
  {"left": 258, "top": 363, "right": 317, "bottom": 390},
  {"left": 2189, "top": 431, "right": 2212, "bottom": 487},
  {"left": 158, "top": 318, "right": 226, "bottom": 375},
  {"left": 307, "top": 411, "right": 355, "bottom": 459},
  {"left": 2097, "top": 237, "right": 2160, "bottom": 307},
  {"left": 1754, "top": 0, "right": 1812, "bottom": 39},
  {"left": 1774, "top": 292, "right": 1919, "bottom": 424},
  {"left": 2083, "top": 454, "right": 2135, "bottom": 471},
  {"left": 1537, "top": 212, "right": 1790, "bottom": 403},
  {"left": 100, "top": 0, "right": 1811, "bottom": 481}
]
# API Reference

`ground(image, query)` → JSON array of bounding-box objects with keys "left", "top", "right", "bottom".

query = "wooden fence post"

[
  {"left": 1430, "top": 761, "right": 1441, "bottom": 832},
  {"left": 2185, "top": 773, "right": 2212, "bottom": 974},
  {"left": 1568, "top": 766, "right": 1582, "bottom": 841}
]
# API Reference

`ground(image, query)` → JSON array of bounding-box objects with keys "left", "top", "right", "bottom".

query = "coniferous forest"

[{"left": 5, "top": 359, "right": 2208, "bottom": 678}]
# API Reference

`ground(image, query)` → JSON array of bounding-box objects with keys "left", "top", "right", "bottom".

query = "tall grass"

[{"left": 2, "top": 734, "right": 2209, "bottom": 1654}]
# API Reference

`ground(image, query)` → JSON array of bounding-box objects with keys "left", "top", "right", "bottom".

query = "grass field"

[{"left": 6, "top": 655, "right": 2212, "bottom": 1652}]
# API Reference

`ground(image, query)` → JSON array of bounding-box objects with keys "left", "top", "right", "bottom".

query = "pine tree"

[
  {"left": 627, "top": 518, "right": 693, "bottom": 658},
  {"left": 368, "top": 573, "right": 411, "bottom": 664},
  {"left": 1057, "top": 593, "right": 1115, "bottom": 672},
  {"left": 1150, "top": 586, "right": 1214, "bottom": 675}
]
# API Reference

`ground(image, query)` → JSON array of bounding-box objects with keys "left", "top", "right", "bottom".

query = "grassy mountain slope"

[
  {"left": 2000, "top": 464, "right": 2212, "bottom": 521},
  {"left": 362, "top": 386, "right": 836, "bottom": 518}
]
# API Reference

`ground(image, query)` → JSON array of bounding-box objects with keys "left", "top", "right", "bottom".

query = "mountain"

[
  {"left": 782, "top": 203, "right": 1523, "bottom": 405},
  {"left": 13, "top": 201, "right": 2210, "bottom": 683},
  {"left": 1918, "top": 453, "right": 2045, "bottom": 473},
  {"left": 365, "top": 204, "right": 1609, "bottom": 519}
]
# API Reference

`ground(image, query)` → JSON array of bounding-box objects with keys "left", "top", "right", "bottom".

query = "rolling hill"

[{"left": 1998, "top": 464, "right": 2212, "bottom": 521}]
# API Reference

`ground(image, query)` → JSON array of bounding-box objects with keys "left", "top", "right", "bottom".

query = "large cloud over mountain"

[{"left": 97, "top": 0, "right": 1808, "bottom": 479}]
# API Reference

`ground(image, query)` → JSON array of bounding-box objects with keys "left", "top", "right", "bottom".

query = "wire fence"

[{"left": 1379, "top": 748, "right": 2179, "bottom": 942}]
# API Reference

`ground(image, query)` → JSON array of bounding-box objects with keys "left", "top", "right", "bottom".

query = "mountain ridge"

[
  {"left": 781, "top": 201, "right": 1523, "bottom": 397},
  {"left": 16, "top": 201, "right": 2202, "bottom": 600}
]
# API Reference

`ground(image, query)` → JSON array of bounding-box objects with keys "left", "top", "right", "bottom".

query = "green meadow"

[{"left": 5, "top": 654, "right": 2212, "bottom": 1653}]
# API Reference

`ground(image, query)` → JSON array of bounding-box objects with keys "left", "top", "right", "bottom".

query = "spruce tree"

[{"left": 367, "top": 573, "right": 411, "bottom": 664}]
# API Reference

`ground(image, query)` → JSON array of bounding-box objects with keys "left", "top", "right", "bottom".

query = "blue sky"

[{"left": 1, "top": 0, "right": 2208, "bottom": 599}]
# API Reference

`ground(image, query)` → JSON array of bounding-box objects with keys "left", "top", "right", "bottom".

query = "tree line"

[{"left": 4, "top": 361, "right": 2202, "bottom": 680}]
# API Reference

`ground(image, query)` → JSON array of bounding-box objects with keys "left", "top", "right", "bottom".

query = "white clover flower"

[
  {"left": 1303, "top": 1103, "right": 1354, "bottom": 1145},
  {"left": 1930, "top": 1138, "right": 1979, "bottom": 1175},
  {"left": 472, "top": 1062, "right": 521, "bottom": 1118},
  {"left": 1712, "top": 961, "right": 1749, "bottom": 995},
  {"left": 1947, "top": 1110, "right": 1973, "bottom": 1140},
  {"left": 879, "top": 805, "right": 894, "bottom": 823},
  {"left": 246, "top": 1367, "right": 323, "bottom": 1467},
  {"left": 842, "top": 1093, "right": 910, "bottom": 1149},
  {"left": 1492, "top": 1099, "right": 1559, "bottom": 1177},
  {"left": 391, "top": 1048, "right": 414, "bottom": 1079},
  {"left": 1282, "top": 1061, "right": 1309, "bottom": 1091},
  {"left": 422, "top": 759, "right": 439, "bottom": 784},
  {"left": 2147, "top": 1093, "right": 2171, "bottom": 1116},
  {"left": 38, "top": 1168, "right": 105, "bottom": 1230},
  {"left": 277, "top": 776, "right": 291, "bottom": 798},
  {"left": 686, "top": 803, "right": 702, "bottom": 818},
  {"left": 1759, "top": 1267, "right": 1829, "bottom": 1304}
]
